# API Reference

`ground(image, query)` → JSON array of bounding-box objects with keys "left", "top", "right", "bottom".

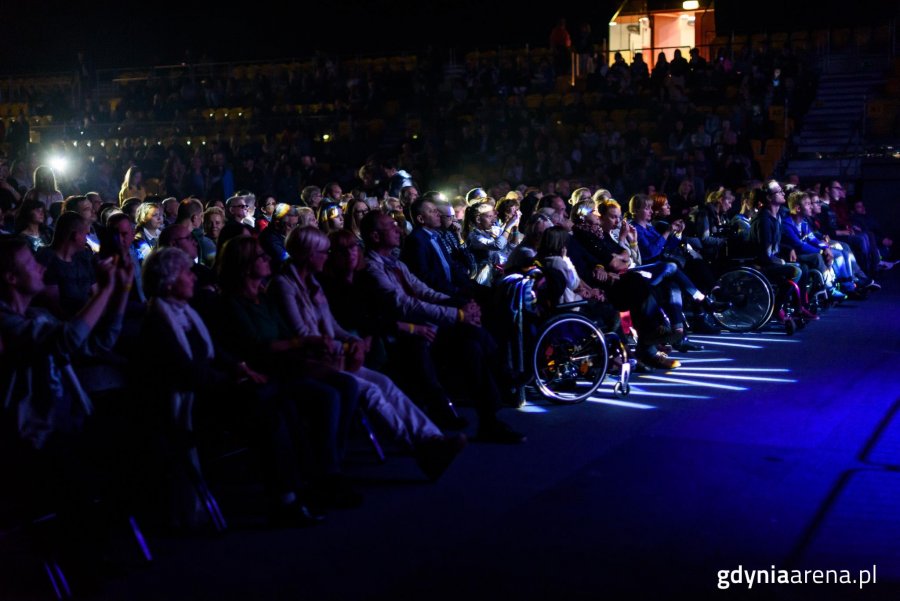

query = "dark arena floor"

[{"left": 3, "top": 267, "right": 900, "bottom": 601}]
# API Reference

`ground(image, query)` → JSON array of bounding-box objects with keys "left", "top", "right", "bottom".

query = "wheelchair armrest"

[{"left": 556, "top": 300, "right": 588, "bottom": 311}]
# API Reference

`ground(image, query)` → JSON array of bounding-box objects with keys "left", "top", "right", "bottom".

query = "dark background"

[{"left": 1, "top": 0, "right": 896, "bottom": 72}]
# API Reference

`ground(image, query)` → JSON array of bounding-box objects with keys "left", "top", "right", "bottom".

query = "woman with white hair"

[
  {"left": 269, "top": 226, "right": 466, "bottom": 480},
  {"left": 141, "top": 247, "right": 327, "bottom": 526}
]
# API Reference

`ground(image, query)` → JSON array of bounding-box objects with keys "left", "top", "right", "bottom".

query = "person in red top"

[{"left": 549, "top": 18, "right": 572, "bottom": 75}]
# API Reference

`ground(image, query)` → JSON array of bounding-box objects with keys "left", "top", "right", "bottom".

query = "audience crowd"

[{"left": 1, "top": 38, "right": 894, "bottom": 593}]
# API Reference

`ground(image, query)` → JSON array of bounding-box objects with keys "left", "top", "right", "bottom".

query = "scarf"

[{"left": 149, "top": 296, "right": 214, "bottom": 360}]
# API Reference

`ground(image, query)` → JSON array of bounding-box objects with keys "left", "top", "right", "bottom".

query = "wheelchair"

[
  {"left": 705, "top": 245, "right": 829, "bottom": 335},
  {"left": 500, "top": 270, "right": 632, "bottom": 404}
]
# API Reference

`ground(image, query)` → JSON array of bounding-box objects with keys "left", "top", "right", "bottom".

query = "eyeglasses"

[
  {"left": 232, "top": 204, "right": 248, "bottom": 210},
  {"left": 354, "top": 209, "right": 369, "bottom": 216}
]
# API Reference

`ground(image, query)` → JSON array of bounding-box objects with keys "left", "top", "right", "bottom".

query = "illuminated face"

[
  {"left": 31, "top": 205, "right": 46, "bottom": 224},
  {"left": 721, "top": 193, "right": 734, "bottom": 214},
  {"left": 769, "top": 184, "right": 785, "bottom": 205},
  {"left": 800, "top": 198, "right": 812, "bottom": 218},
  {"left": 375, "top": 214, "right": 401, "bottom": 249},
  {"left": 328, "top": 213, "right": 344, "bottom": 231},
  {"left": 205, "top": 214, "right": 224, "bottom": 239},
  {"left": 438, "top": 205, "right": 456, "bottom": 229},
  {"left": 170, "top": 266, "right": 196, "bottom": 301},
  {"left": 262, "top": 197, "right": 277, "bottom": 216},
  {"left": 829, "top": 182, "right": 845, "bottom": 201},
  {"left": 600, "top": 206, "right": 621, "bottom": 232},
  {"left": 115, "top": 218, "right": 135, "bottom": 250},
  {"left": 810, "top": 196, "right": 822, "bottom": 215},
  {"left": 146, "top": 208, "right": 162, "bottom": 230},
  {"left": 476, "top": 208, "right": 497, "bottom": 230},
  {"left": 582, "top": 210, "right": 601, "bottom": 226},
  {"left": 228, "top": 200, "right": 249, "bottom": 221},
  {"left": 418, "top": 201, "right": 441, "bottom": 229},
  {"left": 637, "top": 204, "right": 653, "bottom": 223}
]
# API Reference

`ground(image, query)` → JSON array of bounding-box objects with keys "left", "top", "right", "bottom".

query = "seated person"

[
  {"left": 749, "top": 182, "right": 817, "bottom": 322},
  {"left": 213, "top": 236, "right": 363, "bottom": 508},
  {"left": 140, "top": 247, "right": 325, "bottom": 526},
  {"left": 269, "top": 226, "right": 466, "bottom": 480},
  {"left": 781, "top": 191, "right": 843, "bottom": 300},
  {"left": 688, "top": 188, "right": 732, "bottom": 260},
  {"left": 534, "top": 225, "right": 618, "bottom": 332},
  {"left": 35, "top": 212, "right": 97, "bottom": 319},
  {"left": 359, "top": 211, "right": 526, "bottom": 443},
  {"left": 566, "top": 206, "right": 681, "bottom": 369},
  {"left": 464, "top": 201, "right": 517, "bottom": 285}
]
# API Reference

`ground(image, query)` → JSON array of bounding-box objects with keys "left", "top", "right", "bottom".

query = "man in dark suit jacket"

[{"left": 401, "top": 198, "right": 474, "bottom": 301}]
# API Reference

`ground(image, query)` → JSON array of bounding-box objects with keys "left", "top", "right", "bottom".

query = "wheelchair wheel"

[
  {"left": 709, "top": 267, "right": 774, "bottom": 332},
  {"left": 532, "top": 314, "right": 608, "bottom": 404},
  {"left": 807, "top": 269, "right": 829, "bottom": 313}
]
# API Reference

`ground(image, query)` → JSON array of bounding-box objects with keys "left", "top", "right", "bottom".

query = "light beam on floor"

[
  {"left": 675, "top": 358, "right": 735, "bottom": 364},
  {"left": 683, "top": 339, "right": 764, "bottom": 349},
  {"left": 692, "top": 335, "right": 801, "bottom": 344},
  {"left": 675, "top": 367, "right": 791, "bottom": 373},
  {"left": 659, "top": 373, "right": 797, "bottom": 383},
  {"left": 638, "top": 375, "right": 748, "bottom": 391},
  {"left": 624, "top": 390, "right": 713, "bottom": 400},
  {"left": 586, "top": 397, "right": 657, "bottom": 409}
]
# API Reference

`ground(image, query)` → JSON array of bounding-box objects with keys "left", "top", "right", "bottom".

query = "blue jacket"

[{"left": 781, "top": 217, "right": 823, "bottom": 255}]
